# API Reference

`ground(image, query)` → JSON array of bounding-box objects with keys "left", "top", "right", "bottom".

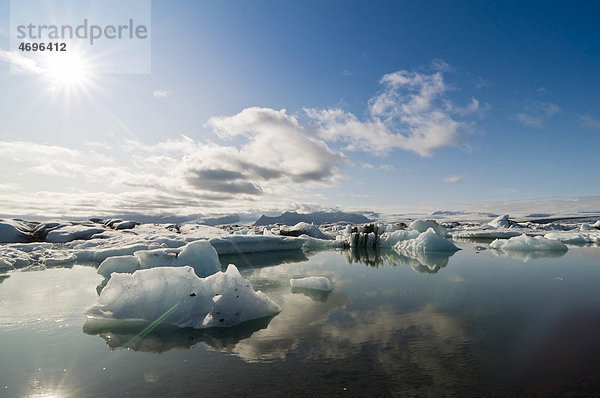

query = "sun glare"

[{"left": 43, "top": 51, "right": 92, "bottom": 89}]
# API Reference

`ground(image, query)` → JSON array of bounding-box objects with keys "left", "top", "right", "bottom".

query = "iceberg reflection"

[
  {"left": 83, "top": 316, "right": 273, "bottom": 353},
  {"left": 490, "top": 249, "right": 567, "bottom": 262},
  {"left": 344, "top": 248, "right": 456, "bottom": 273}
]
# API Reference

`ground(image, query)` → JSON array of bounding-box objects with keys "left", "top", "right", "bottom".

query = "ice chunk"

[
  {"left": 86, "top": 264, "right": 281, "bottom": 329},
  {"left": 409, "top": 220, "right": 447, "bottom": 237},
  {"left": 378, "top": 230, "right": 420, "bottom": 247},
  {"left": 580, "top": 223, "right": 596, "bottom": 231},
  {"left": 75, "top": 243, "right": 150, "bottom": 263},
  {"left": 393, "top": 228, "right": 460, "bottom": 255},
  {"left": 300, "top": 235, "right": 346, "bottom": 249},
  {"left": 279, "top": 222, "right": 332, "bottom": 240},
  {"left": 487, "top": 215, "right": 514, "bottom": 228},
  {"left": 112, "top": 221, "right": 140, "bottom": 230},
  {"left": 45, "top": 224, "right": 105, "bottom": 243},
  {"left": 0, "top": 257, "right": 13, "bottom": 271},
  {"left": 490, "top": 234, "right": 568, "bottom": 252},
  {"left": 544, "top": 232, "right": 600, "bottom": 245},
  {"left": 450, "top": 229, "right": 522, "bottom": 239},
  {"left": 97, "top": 255, "right": 140, "bottom": 277},
  {"left": 42, "top": 252, "right": 77, "bottom": 267},
  {"left": 134, "top": 240, "right": 220, "bottom": 277},
  {"left": 0, "top": 243, "right": 77, "bottom": 270},
  {"left": 0, "top": 219, "right": 33, "bottom": 243},
  {"left": 208, "top": 235, "right": 305, "bottom": 255},
  {"left": 290, "top": 276, "right": 333, "bottom": 292}
]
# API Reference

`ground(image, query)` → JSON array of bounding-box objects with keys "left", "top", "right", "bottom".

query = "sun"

[{"left": 42, "top": 50, "right": 92, "bottom": 89}]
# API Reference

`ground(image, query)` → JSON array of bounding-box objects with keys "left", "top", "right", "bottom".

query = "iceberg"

[
  {"left": 543, "top": 231, "right": 600, "bottom": 245},
  {"left": 490, "top": 234, "right": 568, "bottom": 252},
  {"left": 487, "top": 214, "right": 514, "bottom": 229},
  {"left": 75, "top": 243, "right": 151, "bottom": 263},
  {"left": 86, "top": 264, "right": 281, "bottom": 329},
  {"left": 0, "top": 219, "right": 33, "bottom": 243},
  {"left": 378, "top": 229, "right": 420, "bottom": 247},
  {"left": 45, "top": 224, "right": 105, "bottom": 243},
  {"left": 0, "top": 242, "right": 76, "bottom": 270},
  {"left": 394, "top": 228, "right": 460, "bottom": 255},
  {"left": 278, "top": 222, "right": 333, "bottom": 240},
  {"left": 97, "top": 255, "right": 140, "bottom": 277},
  {"left": 98, "top": 240, "right": 221, "bottom": 278},
  {"left": 409, "top": 219, "right": 448, "bottom": 237},
  {"left": 208, "top": 235, "right": 305, "bottom": 255},
  {"left": 290, "top": 276, "right": 333, "bottom": 292}
]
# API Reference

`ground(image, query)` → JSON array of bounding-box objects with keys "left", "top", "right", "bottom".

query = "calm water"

[{"left": 1, "top": 241, "right": 600, "bottom": 397}]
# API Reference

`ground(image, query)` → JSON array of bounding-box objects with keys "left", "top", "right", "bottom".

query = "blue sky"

[{"left": 0, "top": 0, "right": 599, "bottom": 218}]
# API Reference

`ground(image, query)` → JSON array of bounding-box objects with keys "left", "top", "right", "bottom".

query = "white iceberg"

[
  {"left": 0, "top": 242, "right": 76, "bottom": 270},
  {"left": 378, "top": 229, "right": 420, "bottom": 247},
  {"left": 393, "top": 228, "right": 460, "bottom": 255},
  {"left": 97, "top": 240, "right": 220, "bottom": 278},
  {"left": 86, "top": 264, "right": 281, "bottom": 329},
  {"left": 0, "top": 219, "right": 33, "bottom": 243},
  {"left": 97, "top": 255, "right": 140, "bottom": 277},
  {"left": 75, "top": 243, "right": 151, "bottom": 263},
  {"left": 279, "top": 222, "right": 332, "bottom": 240},
  {"left": 45, "top": 224, "right": 105, "bottom": 243},
  {"left": 580, "top": 223, "right": 596, "bottom": 231},
  {"left": 490, "top": 234, "right": 568, "bottom": 252},
  {"left": 290, "top": 276, "right": 333, "bottom": 292},
  {"left": 487, "top": 214, "right": 514, "bottom": 228},
  {"left": 208, "top": 235, "right": 305, "bottom": 255},
  {"left": 543, "top": 231, "right": 600, "bottom": 245},
  {"left": 450, "top": 229, "right": 522, "bottom": 239},
  {"left": 409, "top": 220, "right": 447, "bottom": 237}
]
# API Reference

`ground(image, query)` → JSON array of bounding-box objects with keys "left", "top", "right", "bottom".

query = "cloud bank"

[{"left": 0, "top": 64, "right": 481, "bottom": 217}]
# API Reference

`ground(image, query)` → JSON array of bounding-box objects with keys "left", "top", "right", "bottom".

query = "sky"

[{"left": 0, "top": 0, "right": 600, "bottom": 219}]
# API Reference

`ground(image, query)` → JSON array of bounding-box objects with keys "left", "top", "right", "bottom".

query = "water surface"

[{"left": 1, "top": 241, "right": 600, "bottom": 396}]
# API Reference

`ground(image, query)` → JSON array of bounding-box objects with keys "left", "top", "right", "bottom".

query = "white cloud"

[
  {"left": 0, "top": 64, "right": 483, "bottom": 217},
  {"left": 206, "top": 107, "right": 348, "bottom": 185},
  {"left": 306, "top": 67, "right": 477, "bottom": 157},
  {"left": 443, "top": 175, "right": 464, "bottom": 183},
  {"left": 473, "top": 76, "right": 494, "bottom": 89},
  {"left": 514, "top": 101, "right": 560, "bottom": 128},
  {"left": 0, "top": 50, "right": 45, "bottom": 74},
  {"left": 578, "top": 115, "right": 600, "bottom": 131},
  {"left": 153, "top": 89, "right": 170, "bottom": 98}
]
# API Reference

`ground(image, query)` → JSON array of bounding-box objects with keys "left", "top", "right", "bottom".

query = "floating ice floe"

[
  {"left": 0, "top": 219, "right": 33, "bottom": 243},
  {"left": 45, "top": 224, "right": 105, "bottom": 243},
  {"left": 0, "top": 242, "right": 75, "bottom": 271},
  {"left": 490, "top": 234, "right": 568, "bottom": 252},
  {"left": 543, "top": 231, "right": 600, "bottom": 245},
  {"left": 408, "top": 219, "right": 448, "bottom": 237},
  {"left": 300, "top": 234, "right": 346, "bottom": 250},
  {"left": 208, "top": 235, "right": 306, "bottom": 255},
  {"left": 278, "top": 222, "right": 333, "bottom": 240},
  {"left": 487, "top": 214, "right": 515, "bottom": 229},
  {"left": 378, "top": 229, "right": 420, "bottom": 247},
  {"left": 86, "top": 264, "right": 281, "bottom": 329},
  {"left": 290, "top": 276, "right": 333, "bottom": 292},
  {"left": 75, "top": 243, "right": 152, "bottom": 263},
  {"left": 97, "top": 240, "right": 221, "bottom": 278},
  {"left": 393, "top": 228, "right": 460, "bottom": 255}
]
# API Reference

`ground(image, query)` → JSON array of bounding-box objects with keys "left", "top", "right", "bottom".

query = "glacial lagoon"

[{"left": 2, "top": 240, "right": 600, "bottom": 397}]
